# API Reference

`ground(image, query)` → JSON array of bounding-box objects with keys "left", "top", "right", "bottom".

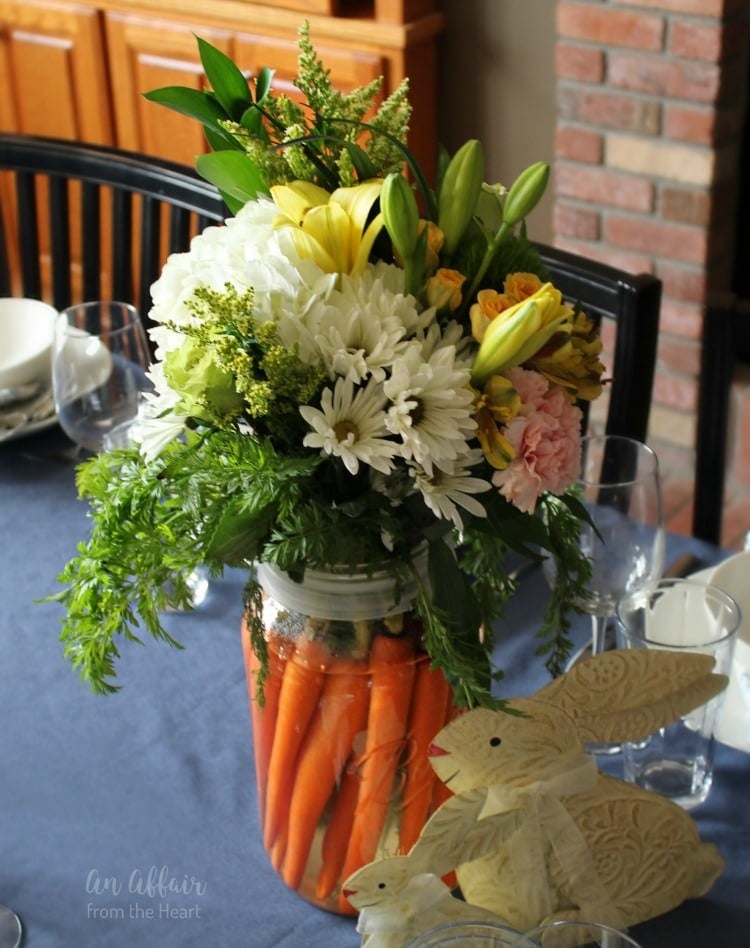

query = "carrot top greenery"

[{"left": 50, "top": 24, "right": 603, "bottom": 708}]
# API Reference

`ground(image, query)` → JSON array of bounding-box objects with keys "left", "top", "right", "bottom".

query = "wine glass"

[
  {"left": 574, "top": 435, "right": 665, "bottom": 653},
  {"left": 0, "top": 904, "right": 21, "bottom": 948},
  {"left": 546, "top": 435, "right": 665, "bottom": 752},
  {"left": 52, "top": 301, "right": 152, "bottom": 453}
]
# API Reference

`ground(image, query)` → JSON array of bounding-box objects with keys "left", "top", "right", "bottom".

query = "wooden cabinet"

[
  {"left": 0, "top": 1, "right": 113, "bottom": 142},
  {"left": 1, "top": 0, "right": 443, "bottom": 175}
]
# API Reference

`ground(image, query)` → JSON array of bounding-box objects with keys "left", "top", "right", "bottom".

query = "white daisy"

[
  {"left": 300, "top": 377, "right": 397, "bottom": 475},
  {"left": 384, "top": 342, "right": 477, "bottom": 475},
  {"left": 410, "top": 450, "right": 491, "bottom": 530}
]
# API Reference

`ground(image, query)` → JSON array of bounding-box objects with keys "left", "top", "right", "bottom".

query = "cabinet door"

[
  {"left": 105, "top": 12, "right": 234, "bottom": 164},
  {"left": 106, "top": 12, "right": 386, "bottom": 171},
  {"left": 0, "top": 0, "right": 112, "bottom": 141}
]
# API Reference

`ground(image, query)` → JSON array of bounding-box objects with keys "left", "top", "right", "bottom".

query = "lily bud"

[
  {"left": 502, "top": 161, "right": 550, "bottom": 227},
  {"left": 380, "top": 172, "right": 420, "bottom": 263},
  {"left": 438, "top": 139, "right": 485, "bottom": 257},
  {"left": 470, "top": 283, "right": 568, "bottom": 387}
]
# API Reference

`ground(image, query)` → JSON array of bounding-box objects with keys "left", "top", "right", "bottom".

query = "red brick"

[
  {"left": 655, "top": 262, "right": 708, "bottom": 303},
  {"left": 663, "top": 103, "right": 718, "bottom": 145},
  {"left": 604, "top": 215, "right": 708, "bottom": 265},
  {"left": 557, "top": 3, "right": 664, "bottom": 50},
  {"left": 556, "top": 163, "right": 654, "bottom": 212},
  {"left": 668, "top": 20, "right": 724, "bottom": 62},
  {"left": 553, "top": 238, "right": 654, "bottom": 275},
  {"left": 555, "top": 124, "right": 603, "bottom": 163},
  {"left": 658, "top": 334, "right": 701, "bottom": 376},
  {"left": 608, "top": 52, "right": 721, "bottom": 103},
  {"left": 659, "top": 185, "right": 710, "bottom": 227},
  {"left": 624, "top": 0, "right": 743, "bottom": 15},
  {"left": 652, "top": 371, "right": 697, "bottom": 412},
  {"left": 658, "top": 298, "right": 703, "bottom": 340},
  {"left": 556, "top": 42, "right": 605, "bottom": 82},
  {"left": 557, "top": 86, "right": 661, "bottom": 134},
  {"left": 553, "top": 203, "right": 601, "bottom": 241}
]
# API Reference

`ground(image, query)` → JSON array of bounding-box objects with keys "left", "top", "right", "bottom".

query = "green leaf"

[
  {"left": 239, "top": 104, "right": 267, "bottom": 137},
  {"left": 203, "top": 126, "right": 241, "bottom": 152},
  {"left": 255, "top": 67, "right": 275, "bottom": 103},
  {"left": 196, "top": 151, "right": 268, "bottom": 204},
  {"left": 143, "top": 86, "right": 229, "bottom": 129},
  {"left": 197, "top": 36, "right": 253, "bottom": 119}
]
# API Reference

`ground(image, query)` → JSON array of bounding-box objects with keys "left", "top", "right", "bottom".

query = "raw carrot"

[
  {"left": 315, "top": 756, "right": 361, "bottom": 905},
  {"left": 241, "top": 617, "right": 284, "bottom": 823},
  {"left": 398, "top": 658, "right": 453, "bottom": 854},
  {"left": 338, "top": 633, "right": 416, "bottom": 909},
  {"left": 281, "top": 657, "right": 371, "bottom": 892},
  {"left": 430, "top": 696, "right": 462, "bottom": 891},
  {"left": 263, "top": 635, "right": 332, "bottom": 852}
]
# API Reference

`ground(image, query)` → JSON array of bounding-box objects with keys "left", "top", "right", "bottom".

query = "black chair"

[
  {"left": 693, "top": 295, "right": 750, "bottom": 544},
  {"left": 0, "top": 133, "right": 227, "bottom": 327},
  {"left": 534, "top": 242, "right": 662, "bottom": 444}
]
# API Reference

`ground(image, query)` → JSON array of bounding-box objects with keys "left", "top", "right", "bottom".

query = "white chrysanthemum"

[
  {"left": 300, "top": 377, "right": 397, "bottom": 475},
  {"left": 410, "top": 450, "right": 491, "bottom": 530},
  {"left": 384, "top": 342, "right": 477, "bottom": 475},
  {"left": 419, "top": 319, "right": 475, "bottom": 369}
]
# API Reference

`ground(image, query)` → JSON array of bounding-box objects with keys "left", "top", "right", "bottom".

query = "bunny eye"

[
  {"left": 378, "top": 882, "right": 386, "bottom": 890},
  {"left": 489, "top": 736, "right": 502, "bottom": 747}
]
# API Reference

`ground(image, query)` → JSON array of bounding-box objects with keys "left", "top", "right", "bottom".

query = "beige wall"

[{"left": 437, "top": 0, "right": 556, "bottom": 242}]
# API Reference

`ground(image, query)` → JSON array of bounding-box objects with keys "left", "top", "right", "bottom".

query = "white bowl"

[{"left": 0, "top": 298, "right": 58, "bottom": 390}]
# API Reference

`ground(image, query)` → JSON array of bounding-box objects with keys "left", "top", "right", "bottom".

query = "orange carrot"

[
  {"left": 281, "top": 658, "right": 371, "bottom": 892},
  {"left": 241, "top": 617, "right": 284, "bottom": 823},
  {"left": 315, "top": 756, "right": 361, "bottom": 905},
  {"left": 398, "top": 658, "right": 453, "bottom": 854},
  {"left": 338, "top": 633, "right": 416, "bottom": 909},
  {"left": 263, "top": 635, "right": 332, "bottom": 852}
]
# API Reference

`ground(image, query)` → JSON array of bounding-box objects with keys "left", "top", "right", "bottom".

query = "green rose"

[{"left": 164, "top": 337, "right": 244, "bottom": 424}]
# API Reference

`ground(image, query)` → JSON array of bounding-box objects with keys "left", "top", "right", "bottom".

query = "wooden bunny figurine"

[{"left": 424, "top": 649, "right": 727, "bottom": 932}]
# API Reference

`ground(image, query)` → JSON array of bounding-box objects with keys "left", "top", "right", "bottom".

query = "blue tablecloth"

[{"left": 2, "top": 427, "right": 749, "bottom": 946}]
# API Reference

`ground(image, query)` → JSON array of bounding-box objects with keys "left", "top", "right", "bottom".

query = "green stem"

[{"left": 457, "top": 221, "right": 513, "bottom": 320}]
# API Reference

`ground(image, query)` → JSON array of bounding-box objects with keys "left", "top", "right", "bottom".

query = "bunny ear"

[{"left": 534, "top": 649, "right": 728, "bottom": 745}]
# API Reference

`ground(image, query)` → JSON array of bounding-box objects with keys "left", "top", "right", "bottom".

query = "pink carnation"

[{"left": 491, "top": 367, "right": 582, "bottom": 514}]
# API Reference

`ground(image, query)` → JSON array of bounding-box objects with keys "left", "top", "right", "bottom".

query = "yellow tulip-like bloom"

[
  {"left": 424, "top": 268, "right": 466, "bottom": 312},
  {"left": 470, "top": 282, "right": 571, "bottom": 387},
  {"left": 473, "top": 375, "right": 520, "bottom": 469},
  {"left": 271, "top": 179, "right": 384, "bottom": 275},
  {"left": 504, "top": 271, "right": 543, "bottom": 303}
]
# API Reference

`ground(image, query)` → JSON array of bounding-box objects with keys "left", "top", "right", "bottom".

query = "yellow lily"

[{"left": 271, "top": 180, "right": 384, "bottom": 275}]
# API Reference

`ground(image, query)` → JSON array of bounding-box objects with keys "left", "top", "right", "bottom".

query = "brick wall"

[{"left": 552, "top": 0, "right": 750, "bottom": 547}]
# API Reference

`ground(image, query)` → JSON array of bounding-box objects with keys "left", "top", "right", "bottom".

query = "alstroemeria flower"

[
  {"left": 529, "top": 307, "right": 605, "bottom": 402},
  {"left": 474, "top": 374, "right": 520, "bottom": 469},
  {"left": 271, "top": 180, "right": 384, "bottom": 275},
  {"left": 470, "top": 282, "right": 571, "bottom": 387}
]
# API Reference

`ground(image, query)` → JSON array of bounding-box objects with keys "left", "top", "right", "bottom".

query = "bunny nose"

[
  {"left": 342, "top": 888, "right": 356, "bottom": 898},
  {"left": 428, "top": 742, "right": 450, "bottom": 757}
]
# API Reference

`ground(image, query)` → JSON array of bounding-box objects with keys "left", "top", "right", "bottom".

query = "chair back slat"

[
  {"left": 81, "top": 181, "right": 102, "bottom": 306},
  {"left": 0, "top": 133, "right": 227, "bottom": 341},
  {"left": 15, "top": 171, "right": 42, "bottom": 300},
  {"left": 49, "top": 176, "right": 72, "bottom": 311},
  {"left": 535, "top": 242, "right": 662, "bottom": 445}
]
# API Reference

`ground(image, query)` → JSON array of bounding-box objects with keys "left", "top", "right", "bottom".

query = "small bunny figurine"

[
  {"left": 342, "top": 850, "right": 514, "bottom": 947},
  {"left": 424, "top": 649, "right": 727, "bottom": 933}
]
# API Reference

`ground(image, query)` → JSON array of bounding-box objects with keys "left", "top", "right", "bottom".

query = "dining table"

[{"left": 2, "top": 422, "right": 749, "bottom": 947}]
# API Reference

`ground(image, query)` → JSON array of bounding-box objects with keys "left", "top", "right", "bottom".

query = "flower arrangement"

[{"left": 53, "top": 25, "right": 603, "bottom": 709}]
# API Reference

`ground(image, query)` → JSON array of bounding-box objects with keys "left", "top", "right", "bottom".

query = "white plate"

[
  {"left": 0, "top": 410, "right": 58, "bottom": 443},
  {"left": 0, "top": 387, "right": 58, "bottom": 443}
]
